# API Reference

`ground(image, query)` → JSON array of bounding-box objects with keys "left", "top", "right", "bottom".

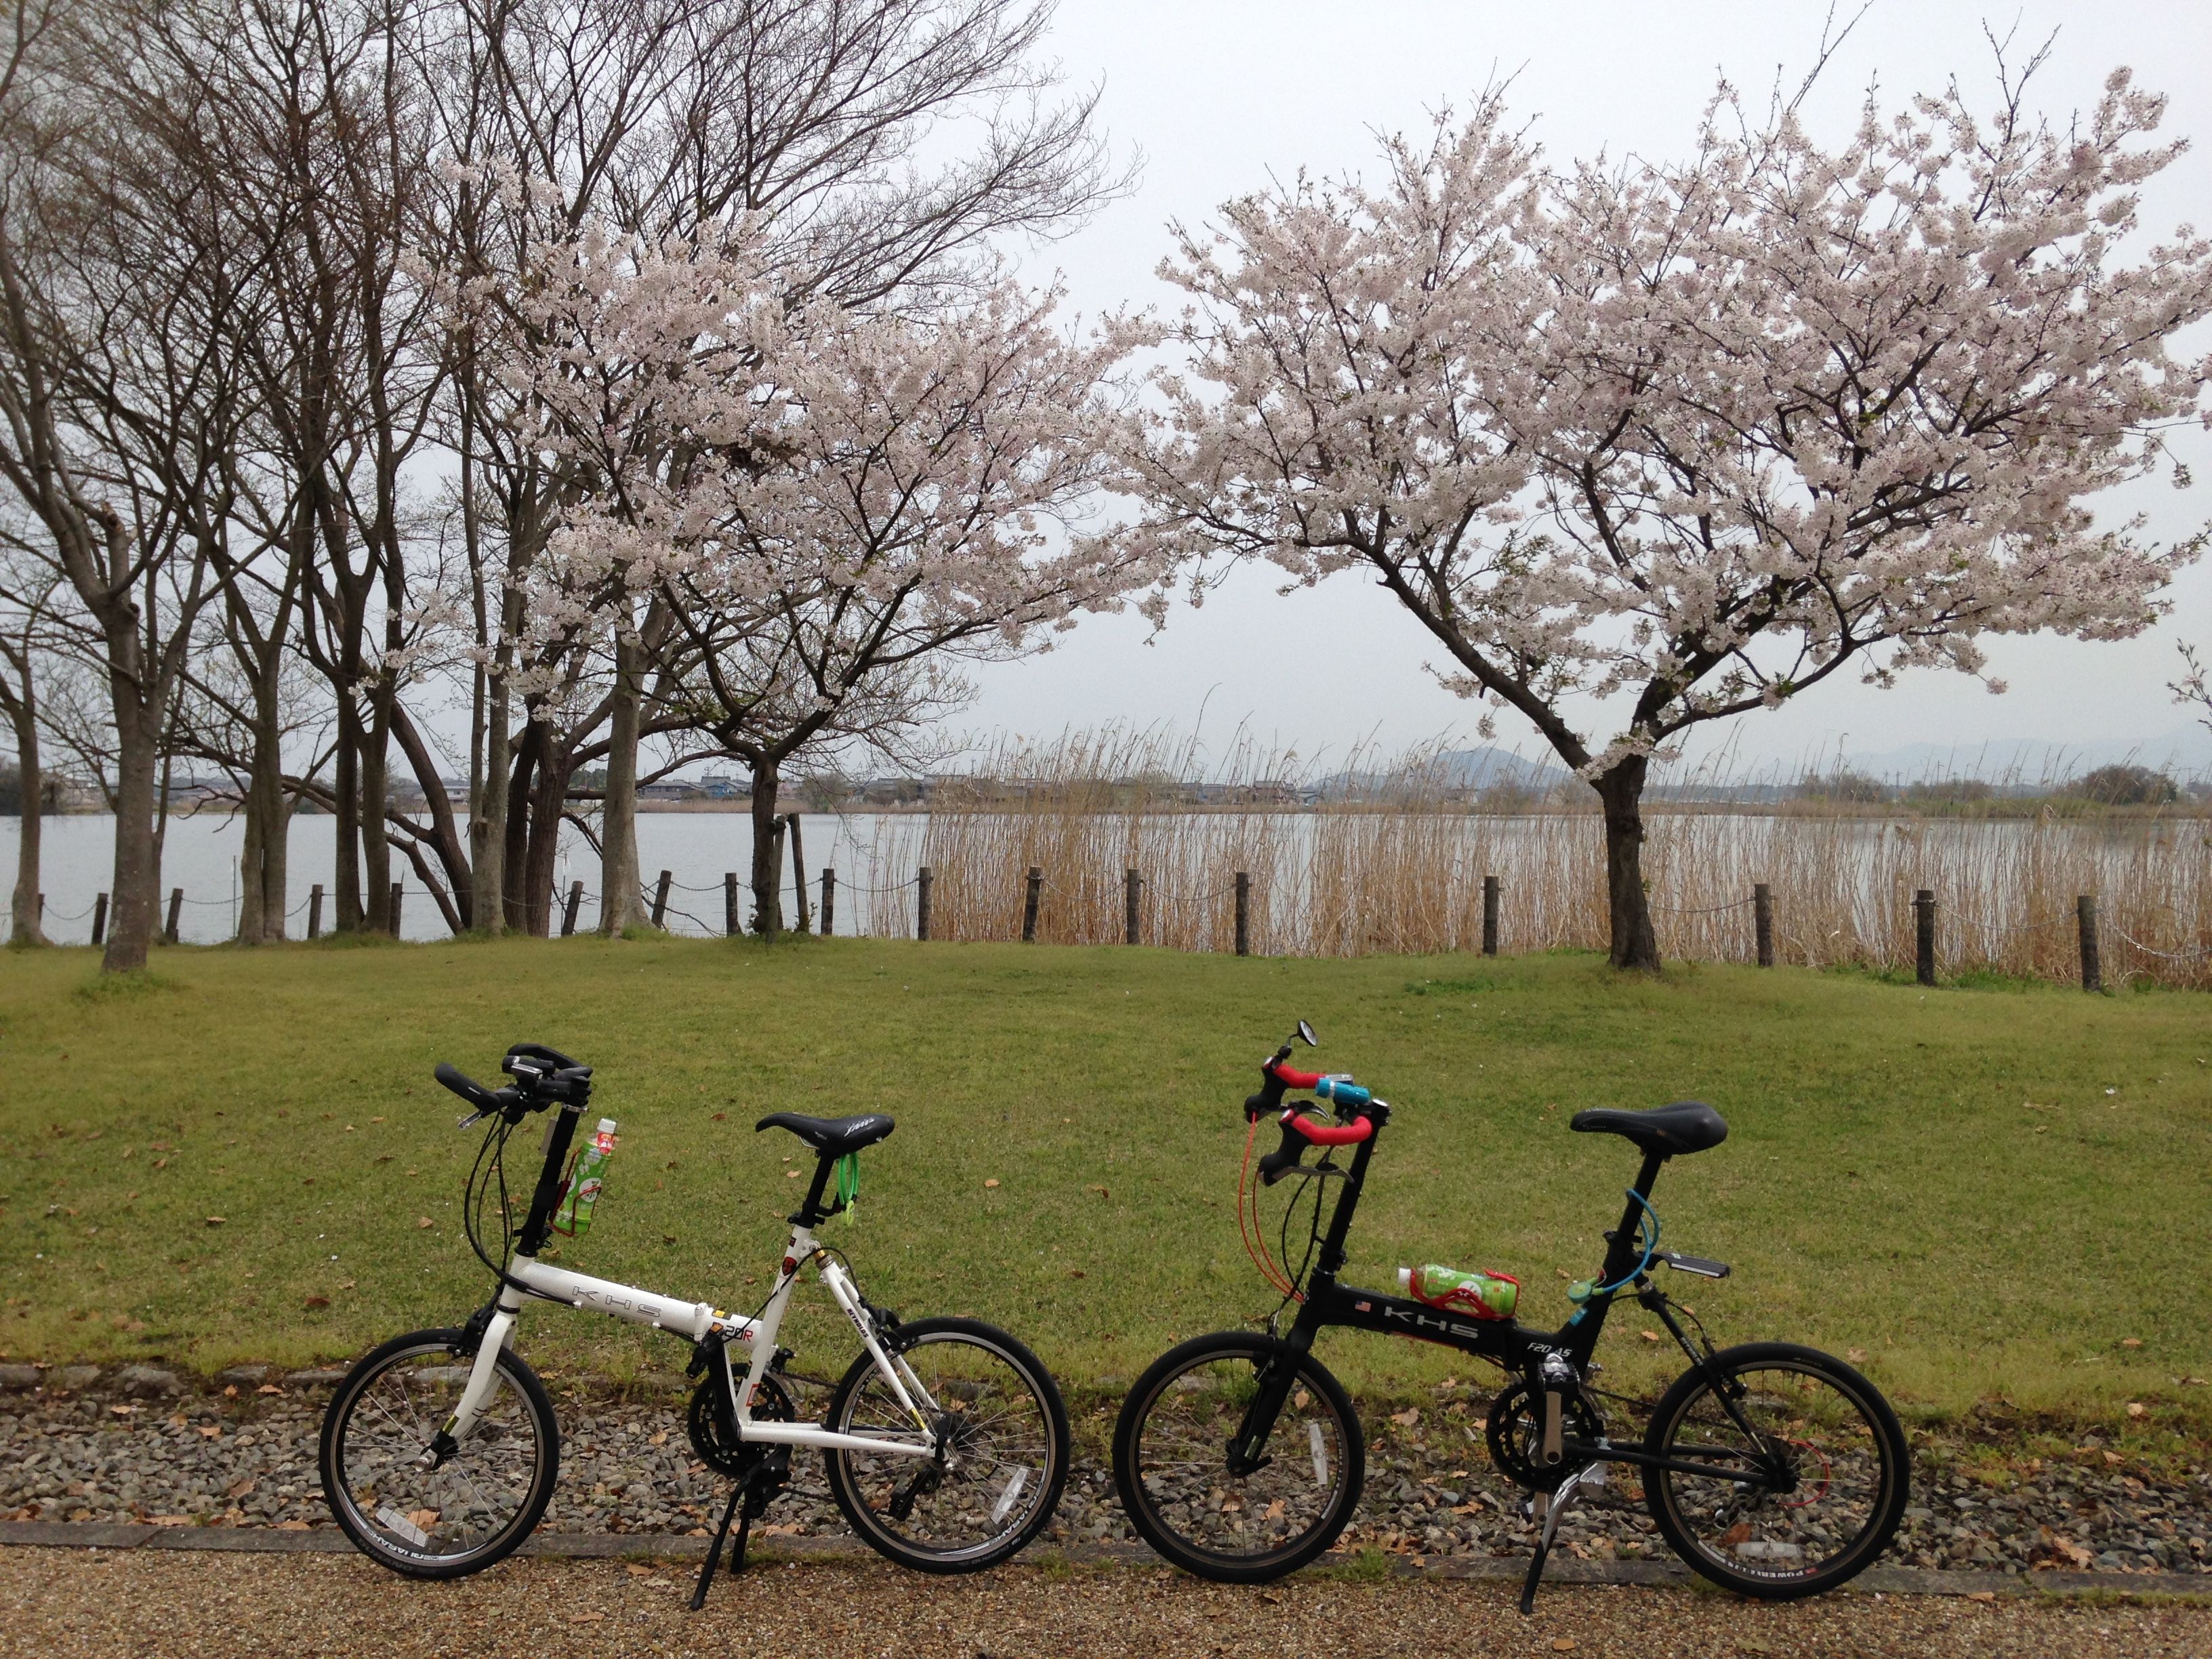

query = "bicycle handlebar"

[{"left": 435, "top": 1062, "right": 503, "bottom": 1112}]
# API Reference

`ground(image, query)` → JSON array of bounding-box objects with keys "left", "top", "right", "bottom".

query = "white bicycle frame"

[{"left": 436, "top": 1218, "right": 939, "bottom": 1464}]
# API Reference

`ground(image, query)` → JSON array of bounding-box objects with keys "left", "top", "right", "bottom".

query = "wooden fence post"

[
  {"left": 389, "top": 882, "right": 403, "bottom": 937},
  {"left": 1914, "top": 889, "right": 1937, "bottom": 986},
  {"left": 163, "top": 888, "right": 183, "bottom": 945},
  {"left": 916, "top": 866, "right": 933, "bottom": 941},
  {"left": 562, "top": 881, "right": 583, "bottom": 937},
  {"left": 650, "top": 870, "right": 672, "bottom": 929},
  {"left": 2077, "top": 894, "right": 2102, "bottom": 993},
  {"left": 724, "top": 872, "right": 740, "bottom": 937},
  {"left": 785, "top": 815, "right": 811, "bottom": 933},
  {"left": 1753, "top": 882, "right": 1774, "bottom": 968},
  {"left": 1234, "top": 872, "right": 1250, "bottom": 957},
  {"left": 1124, "top": 868, "right": 1141, "bottom": 945},
  {"left": 1481, "top": 874, "right": 1501, "bottom": 957},
  {"left": 91, "top": 892, "right": 108, "bottom": 947},
  {"left": 819, "top": 869, "right": 836, "bottom": 937},
  {"left": 308, "top": 884, "right": 323, "bottom": 940},
  {"left": 1022, "top": 866, "right": 1042, "bottom": 942}
]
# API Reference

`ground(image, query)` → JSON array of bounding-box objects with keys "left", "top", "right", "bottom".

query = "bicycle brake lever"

[{"left": 456, "top": 1109, "right": 487, "bottom": 1130}]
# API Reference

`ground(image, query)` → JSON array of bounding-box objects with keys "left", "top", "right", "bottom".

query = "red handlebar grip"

[
  {"left": 1270, "top": 1063, "right": 1323, "bottom": 1090},
  {"left": 1282, "top": 1111, "right": 1372, "bottom": 1146}
]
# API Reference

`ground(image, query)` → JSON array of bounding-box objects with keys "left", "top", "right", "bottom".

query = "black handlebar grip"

[{"left": 434, "top": 1062, "right": 495, "bottom": 1110}]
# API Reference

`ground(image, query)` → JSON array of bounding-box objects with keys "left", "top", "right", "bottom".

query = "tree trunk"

[
  {"left": 1592, "top": 756, "right": 1660, "bottom": 971},
  {"left": 361, "top": 678, "right": 394, "bottom": 935},
  {"left": 104, "top": 699, "right": 161, "bottom": 973},
  {"left": 7, "top": 680, "right": 45, "bottom": 947},
  {"left": 749, "top": 759, "right": 782, "bottom": 937},
  {"left": 237, "top": 682, "right": 287, "bottom": 941},
  {"left": 598, "top": 633, "right": 646, "bottom": 935},
  {"left": 502, "top": 716, "right": 541, "bottom": 933},
  {"left": 470, "top": 668, "right": 508, "bottom": 935},
  {"left": 333, "top": 693, "right": 363, "bottom": 932},
  {"left": 520, "top": 745, "right": 568, "bottom": 937}
]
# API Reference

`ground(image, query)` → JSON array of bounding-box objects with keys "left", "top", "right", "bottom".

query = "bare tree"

[{"left": 0, "top": 1, "right": 263, "bottom": 971}]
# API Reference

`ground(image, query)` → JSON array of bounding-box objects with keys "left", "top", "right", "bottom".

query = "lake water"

[{"left": 0, "top": 811, "right": 924, "bottom": 943}]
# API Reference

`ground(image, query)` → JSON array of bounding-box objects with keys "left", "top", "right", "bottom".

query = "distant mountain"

[
  {"left": 1432, "top": 747, "right": 1574, "bottom": 790},
  {"left": 1811, "top": 728, "right": 2212, "bottom": 783},
  {"left": 1316, "top": 746, "right": 1574, "bottom": 796}
]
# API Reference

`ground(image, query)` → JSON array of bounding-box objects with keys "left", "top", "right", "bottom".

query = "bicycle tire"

[
  {"left": 319, "top": 1327, "right": 560, "bottom": 1580},
  {"left": 822, "top": 1316, "right": 1070, "bottom": 1573},
  {"left": 1112, "top": 1332, "right": 1364, "bottom": 1583},
  {"left": 1643, "top": 1340, "right": 1908, "bottom": 1599}
]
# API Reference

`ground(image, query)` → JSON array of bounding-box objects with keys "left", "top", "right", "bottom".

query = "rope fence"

[{"left": 5, "top": 861, "right": 2204, "bottom": 989}]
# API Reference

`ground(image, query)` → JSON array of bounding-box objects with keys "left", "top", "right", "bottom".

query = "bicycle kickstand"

[
  {"left": 1519, "top": 1466, "right": 1595, "bottom": 1617},
  {"left": 689, "top": 1455, "right": 783, "bottom": 1612}
]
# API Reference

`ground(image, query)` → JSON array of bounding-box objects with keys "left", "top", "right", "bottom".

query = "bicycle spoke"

[{"left": 1652, "top": 1361, "right": 1895, "bottom": 1584}]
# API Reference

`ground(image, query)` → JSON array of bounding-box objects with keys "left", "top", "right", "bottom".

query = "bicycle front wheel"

[
  {"left": 823, "top": 1316, "right": 1070, "bottom": 1573},
  {"left": 1112, "top": 1332, "right": 1363, "bottom": 1582},
  {"left": 319, "top": 1327, "right": 560, "bottom": 1579},
  {"left": 1643, "top": 1341, "right": 1908, "bottom": 1598}
]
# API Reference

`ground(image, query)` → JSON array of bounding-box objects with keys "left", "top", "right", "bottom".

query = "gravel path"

[
  {"left": 9, "top": 1545, "right": 2211, "bottom": 1658},
  {"left": 3, "top": 1368, "right": 2204, "bottom": 1580}
]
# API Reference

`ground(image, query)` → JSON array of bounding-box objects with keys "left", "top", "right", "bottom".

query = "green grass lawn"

[{"left": 1, "top": 935, "right": 2205, "bottom": 1428}]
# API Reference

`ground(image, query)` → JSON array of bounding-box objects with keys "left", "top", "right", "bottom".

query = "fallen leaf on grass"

[
  {"left": 2126, "top": 1401, "right": 2146, "bottom": 1418},
  {"left": 1066, "top": 1268, "right": 1086, "bottom": 1279},
  {"left": 203, "top": 1216, "right": 225, "bottom": 1227},
  {"left": 1552, "top": 1641, "right": 1578, "bottom": 1653},
  {"left": 1847, "top": 1348, "right": 1868, "bottom": 1364},
  {"left": 255, "top": 1384, "right": 283, "bottom": 1396},
  {"left": 1639, "top": 1330, "right": 1661, "bottom": 1343},
  {"left": 2122, "top": 1338, "right": 2143, "bottom": 1349},
  {"left": 624, "top": 1564, "right": 652, "bottom": 1577},
  {"left": 983, "top": 1179, "right": 1000, "bottom": 1189},
  {"left": 415, "top": 1217, "right": 434, "bottom": 1229},
  {"left": 303, "top": 1295, "right": 330, "bottom": 1310},
  {"left": 1390, "top": 1408, "right": 1420, "bottom": 1428}
]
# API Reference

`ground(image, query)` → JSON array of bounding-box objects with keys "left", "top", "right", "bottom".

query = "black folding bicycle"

[{"left": 1110, "top": 1022, "right": 1909, "bottom": 1610}]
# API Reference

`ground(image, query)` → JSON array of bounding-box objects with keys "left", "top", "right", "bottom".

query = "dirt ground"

[{"left": 6, "top": 1546, "right": 2209, "bottom": 1659}]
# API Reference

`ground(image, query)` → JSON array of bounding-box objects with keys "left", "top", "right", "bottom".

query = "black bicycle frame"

[{"left": 1226, "top": 1111, "right": 1776, "bottom": 1494}]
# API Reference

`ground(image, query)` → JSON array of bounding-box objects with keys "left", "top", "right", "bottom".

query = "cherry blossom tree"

[
  {"left": 1125, "top": 73, "right": 2212, "bottom": 968},
  {"left": 504, "top": 222, "right": 1160, "bottom": 933}
]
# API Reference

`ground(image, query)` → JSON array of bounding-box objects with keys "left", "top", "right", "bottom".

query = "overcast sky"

[{"left": 949, "top": 0, "right": 2212, "bottom": 775}]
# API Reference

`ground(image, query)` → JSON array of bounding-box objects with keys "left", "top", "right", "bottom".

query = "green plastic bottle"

[
  {"left": 554, "top": 1118, "right": 619, "bottom": 1239},
  {"left": 1397, "top": 1262, "right": 1519, "bottom": 1321}
]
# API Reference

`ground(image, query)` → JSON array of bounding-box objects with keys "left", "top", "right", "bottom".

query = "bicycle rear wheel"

[
  {"left": 319, "top": 1328, "right": 559, "bottom": 1579},
  {"left": 1643, "top": 1341, "right": 1908, "bottom": 1598},
  {"left": 823, "top": 1316, "right": 1069, "bottom": 1573},
  {"left": 1112, "top": 1332, "right": 1363, "bottom": 1582}
]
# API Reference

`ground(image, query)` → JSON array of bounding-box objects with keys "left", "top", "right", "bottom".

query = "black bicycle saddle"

[
  {"left": 754, "top": 1112, "right": 897, "bottom": 1158},
  {"left": 1568, "top": 1101, "right": 1728, "bottom": 1158}
]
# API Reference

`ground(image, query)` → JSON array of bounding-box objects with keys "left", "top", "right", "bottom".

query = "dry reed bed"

[{"left": 844, "top": 733, "right": 2212, "bottom": 987}]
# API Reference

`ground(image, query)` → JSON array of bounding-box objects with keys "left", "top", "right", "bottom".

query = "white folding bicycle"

[{"left": 317, "top": 1044, "right": 1070, "bottom": 1605}]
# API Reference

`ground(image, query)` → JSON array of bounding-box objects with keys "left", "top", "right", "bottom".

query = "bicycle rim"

[
  {"left": 322, "top": 1335, "right": 556, "bottom": 1577},
  {"left": 827, "top": 1323, "right": 1065, "bottom": 1570},
  {"left": 1117, "top": 1338, "right": 1360, "bottom": 1580},
  {"left": 1650, "top": 1355, "right": 1904, "bottom": 1593}
]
